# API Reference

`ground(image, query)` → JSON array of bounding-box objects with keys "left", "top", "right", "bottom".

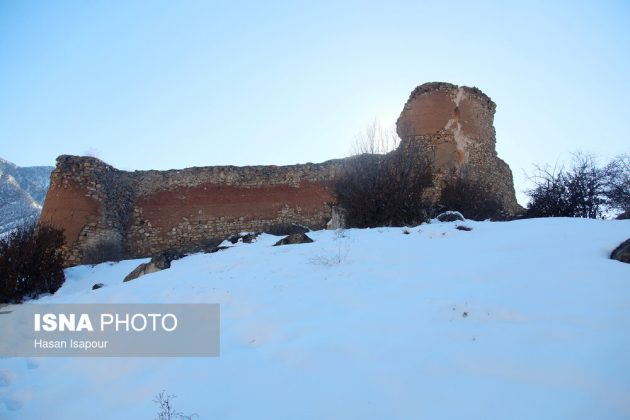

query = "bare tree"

[
  {"left": 525, "top": 163, "right": 570, "bottom": 218},
  {"left": 350, "top": 120, "right": 400, "bottom": 155},
  {"left": 564, "top": 153, "right": 606, "bottom": 218},
  {"left": 604, "top": 153, "right": 630, "bottom": 214}
]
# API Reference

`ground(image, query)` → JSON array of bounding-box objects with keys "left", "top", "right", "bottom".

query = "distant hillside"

[{"left": 0, "top": 158, "right": 53, "bottom": 235}]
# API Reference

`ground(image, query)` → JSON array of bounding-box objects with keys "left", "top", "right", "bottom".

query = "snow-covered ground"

[{"left": 1, "top": 218, "right": 629, "bottom": 419}]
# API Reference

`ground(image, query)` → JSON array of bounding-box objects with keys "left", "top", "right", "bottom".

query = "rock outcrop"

[
  {"left": 611, "top": 238, "right": 630, "bottom": 264},
  {"left": 39, "top": 82, "right": 521, "bottom": 266},
  {"left": 273, "top": 233, "right": 314, "bottom": 246}
]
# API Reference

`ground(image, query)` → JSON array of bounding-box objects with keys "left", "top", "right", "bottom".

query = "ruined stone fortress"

[{"left": 39, "top": 82, "right": 521, "bottom": 266}]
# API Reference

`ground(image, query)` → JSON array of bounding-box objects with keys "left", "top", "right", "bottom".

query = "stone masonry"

[
  {"left": 396, "top": 82, "right": 521, "bottom": 214},
  {"left": 39, "top": 82, "right": 521, "bottom": 266},
  {"left": 40, "top": 157, "right": 343, "bottom": 266}
]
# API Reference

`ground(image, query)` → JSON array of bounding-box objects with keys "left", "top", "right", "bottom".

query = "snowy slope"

[
  {"left": 0, "top": 158, "right": 53, "bottom": 235},
  {"left": 1, "top": 218, "right": 629, "bottom": 419}
]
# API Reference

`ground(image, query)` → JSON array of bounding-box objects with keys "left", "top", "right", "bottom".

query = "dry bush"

[
  {"left": 309, "top": 243, "right": 349, "bottom": 267},
  {"left": 604, "top": 153, "right": 630, "bottom": 214},
  {"left": 333, "top": 150, "right": 434, "bottom": 228},
  {"left": 0, "top": 222, "right": 65, "bottom": 303},
  {"left": 526, "top": 153, "right": 607, "bottom": 219},
  {"left": 153, "top": 390, "right": 197, "bottom": 420},
  {"left": 81, "top": 237, "right": 125, "bottom": 265},
  {"left": 263, "top": 223, "right": 310, "bottom": 236},
  {"left": 439, "top": 176, "right": 504, "bottom": 221},
  {"left": 332, "top": 121, "right": 435, "bottom": 227}
]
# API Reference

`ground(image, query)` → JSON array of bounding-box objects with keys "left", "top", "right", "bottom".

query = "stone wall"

[
  {"left": 40, "top": 156, "right": 343, "bottom": 265},
  {"left": 39, "top": 82, "right": 522, "bottom": 266}
]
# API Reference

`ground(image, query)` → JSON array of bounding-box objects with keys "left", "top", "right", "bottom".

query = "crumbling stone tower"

[{"left": 396, "top": 82, "right": 521, "bottom": 214}]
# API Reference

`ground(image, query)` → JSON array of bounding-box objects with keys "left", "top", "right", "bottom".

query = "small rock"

[
  {"left": 241, "top": 233, "right": 258, "bottom": 243},
  {"left": 611, "top": 238, "right": 630, "bottom": 264},
  {"left": 456, "top": 225, "right": 472, "bottom": 231},
  {"left": 226, "top": 232, "right": 260, "bottom": 244},
  {"left": 206, "top": 245, "right": 230, "bottom": 254},
  {"left": 437, "top": 211, "right": 465, "bottom": 222},
  {"left": 273, "top": 233, "right": 314, "bottom": 246},
  {"left": 123, "top": 250, "right": 184, "bottom": 282},
  {"left": 92, "top": 283, "right": 104, "bottom": 290}
]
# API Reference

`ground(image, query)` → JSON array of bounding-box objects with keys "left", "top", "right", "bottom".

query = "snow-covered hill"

[
  {"left": 0, "top": 158, "right": 53, "bottom": 235},
  {"left": 1, "top": 218, "right": 629, "bottom": 419}
]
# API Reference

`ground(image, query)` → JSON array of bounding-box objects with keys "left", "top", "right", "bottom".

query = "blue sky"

[{"left": 1, "top": 1, "right": 629, "bottom": 204}]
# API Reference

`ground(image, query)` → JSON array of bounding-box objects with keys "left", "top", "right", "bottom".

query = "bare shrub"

[
  {"left": 263, "top": 223, "right": 310, "bottom": 236},
  {"left": 564, "top": 153, "right": 607, "bottom": 218},
  {"left": 333, "top": 228, "right": 347, "bottom": 240},
  {"left": 153, "top": 390, "right": 197, "bottom": 420},
  {"left": 81, "top": 237, "right": 125, "bottom": 265},
  {"left": 334, "top": 152, "right": 434, "bottom": 227},
  {"left": 439, "top": 176, "right": 504, "bottom": 221},
  {"left": 525, "top": 163, "right": 569, "bottom": 218},
  {"left": 0, "top": 222, "right": 65, "bottom": 303},
  {"left": 309, "top": 244, "right": 349, "bottom": 267},
  {"left": 526, "top": 153, "right": 607, "bottom": 218},
  {"left": 604, "top": 153, "right": 630, "bottom": 214}
]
